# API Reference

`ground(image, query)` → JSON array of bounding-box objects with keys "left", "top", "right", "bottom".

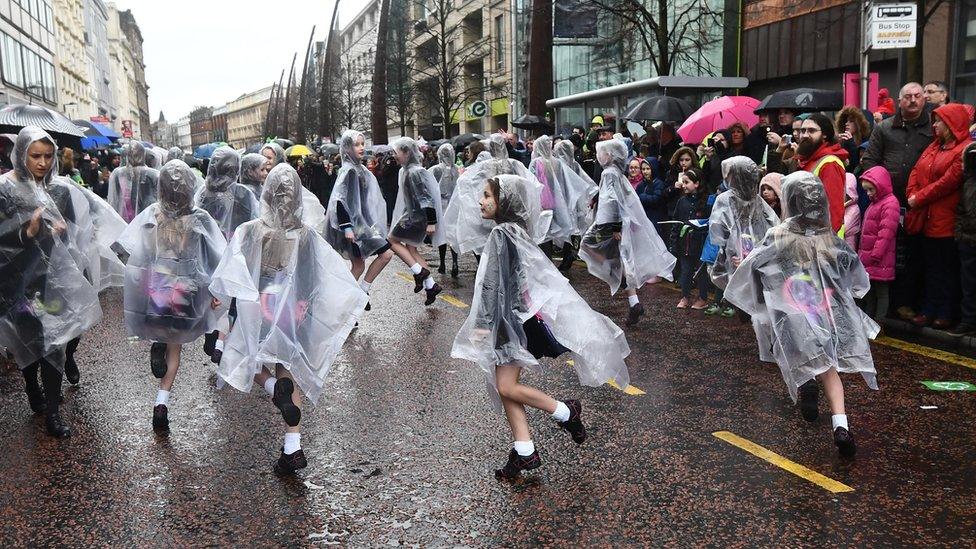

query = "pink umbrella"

[{"left": 677, "top": 96, "right": 761, "bottom": 145}]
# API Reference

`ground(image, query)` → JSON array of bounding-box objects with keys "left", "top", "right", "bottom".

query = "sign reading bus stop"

[{"left": 868, "top": 3, "right": 917, "bottom": 50}]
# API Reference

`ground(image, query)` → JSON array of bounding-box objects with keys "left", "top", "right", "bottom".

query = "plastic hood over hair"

[
  {"left": 262, "top": 163, "right": 304, "bottom": 230},
  {"left": 260, "top": 142, "right": 286, "bottom": 166},
  {"left": 339, "top": 129, "right": 365, "bottom": 166},
  {"left": 476, "top": 151, "right": 491, "bottom": 163},
  {"left": 722, "top": 156, "right": 761, "bottom": 201},
  {"left": 11, "top": 126, "right": 58, "bottom": 187},
  {"left": 158, "top": 160, "right": 197, "bottom": 218},
  {"left": 596, "top": 139, "right": 628, "bottom": 173},
  {"left": 531, "top": 135, "right": 554, "bottom": 161},
  {"left": 494, "top": 174, "right": 538, "bottom": 228},
  {"left": 552, "top": 140, "right": 575, "bottom": 164},
  {"left": 167, "top": 147, "right": 185, "bottom": 162},
  {"left": 206, "top": 146, "right": 241, "bottom": 192},
  {"left": 126, "top": 141, "right": 147, "bottom": 167},
  {"left": 781, "top": 171, "right": 830, "bottom": 230},
  {"left": 486, "top": 134, "right": 509, "bottom": 160},
  {"left": 391, "top": 136, "right": 424, "bottom": 166},
  {"left": 437, "top": 143, "right": 455, "bottom": 166},
  {"left": 240, "top": 153, "right": 267, "bottom": 188}
]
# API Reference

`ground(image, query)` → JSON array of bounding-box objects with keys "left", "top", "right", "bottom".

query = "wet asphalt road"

[{"left": 1, "top": 252, "right": 975, "bottom": 547}]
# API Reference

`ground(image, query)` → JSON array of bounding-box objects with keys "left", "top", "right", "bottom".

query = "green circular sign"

[{"left": 470, "top": 101, "right": 488, "bottom": 117}]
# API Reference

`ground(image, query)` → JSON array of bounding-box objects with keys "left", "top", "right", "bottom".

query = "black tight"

[
  {"left": 23, "top": 359, "right": 63, "bottom": 413},
  {"left": 438, "top": 244, "right": 458, "bottom": 266}
]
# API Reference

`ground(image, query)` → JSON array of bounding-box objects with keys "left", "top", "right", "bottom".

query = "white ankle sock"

[
  {"left": 359, "top": 280, "right": 371, "bottom": 293},
  {"left": 831, "top": 414, "right": 849, "bottom": 431},
  {"left": 155, "top": 389, "right": 170, "bottom": 407},
  {"left": 263, "top": 377, "right": 278, "bottom": 397},
  {"left": 410, "top": 263, "right": 422, "bottom": 275},
  {"left": 628, "top": 295, "right": 640, "bottom": 307},
  {"left": 423, "top": 276, "right": 435, "bottom": 290},
  {"left": 215, "top": 339, "right": 224, "bottom": 352},
  {"left": 284, "top": 432, "right": 301, "bottom": 454},
  {"left": 551, "top": 401, "right": 571, "bottom": 422},
  {"left": 512, "top": 440, "right": 535, "bottom": 456}
]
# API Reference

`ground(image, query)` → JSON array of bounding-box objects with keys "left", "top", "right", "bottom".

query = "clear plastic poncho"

[
  {"left": 389, "top": 137, "right": 445, "bottom": 247},
  {"left": 451, "top": 175, "right": 631, "bottom": 411},
  {"left": 428, "top": 143, "right": 459, "bottom": 210},
  {"left": 117, "top": 159, "right": 227, "bottom": 344},
  {"left": 260, "top": 143, "right": 286, "bottom": 166},
  {"left": 147, "top": 146, "right": 168, "bottom": 169},
  {"left": 553, "top": 139, "right": 596, "bottom": 187},
  {"left": 476, "top": 151, "right": 491, "bottom": 163},
  {"left": 724, "top": 172, "right": 879, "bottom": 402},
  {"left": 108, "top": 141, "right": 159, "bottom": 222},
  {"left": 579, "top": 139, "right": 675, "bottom": 294},
  {"left": 708, "top": 156, "right": 780, "bottom": 289},
  {"left": 324, "top": 130, "right": 389, "bottom": 258},
  {"left": 167, "top": 147, "right": 185, "bottom": 163},
  {"left": 244, "top": 150, "right": 325, "bottom": 233},
  {"left": 0, "top": 127, "right": 101, "bottom": 370},
  {"left": 239, "top": 152, "right": 267, "bottom": 199},
  {"left": 210, "top": 163, "right": 367, "bottom": 404},
  {"left": 528, "top": 135, "right": 595, "bottom": 246},
  {"left": 443, "top": 134, "right": 549, "bottom": 254},
  {"left": 193, "top": 146, "right": 259, "bottom": 240}
]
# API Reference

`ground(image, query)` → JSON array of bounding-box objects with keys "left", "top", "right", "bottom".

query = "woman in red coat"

[{"left": 905, "top": 103, "right": 973, "bottom": 328}]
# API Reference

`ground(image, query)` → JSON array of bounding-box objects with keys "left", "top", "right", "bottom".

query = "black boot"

[
  {"left": 557, "top": 399, "right": 587, "bottom": 444},
  {"left": 45, "top": 413, "right": 71, "bottom": 438},
  {"left": 412, "top": 267, "right": 430, "bottom": 293},
  {"left": 64, "top": 337, "right": 81, "bottom": 385},
  {"left": 438, "top": 244, "right": 447, "bottom": 275},
  {"left": 834, "top": 427, "right": 856, "bottom": 457},
  {"left": 450, "top": 251, "right": 459, "bottom": 278},
  {"left": 203, "top": 330, "right": 218, "bottom": 357},
  {"left": 558, "top": 245, "right": 576, "bottom": 271},
  {"left": 494, "top": 449, "right": 542, "bottom": 480},
  {"left": 150, "top": 342, "right": 168, "bottom": 379},
  {"left": 153, "top": 404, "right": 170, "bottom": 432},
  {"left": 274, "top": 447, "right": 308, "bottom": 475},
  {"left": 22, "top": 364, "right": 46, "bottom": 414},
  {"left": 272, "top": 377, "right": 302, "bottom": 427},
  {"left": 626, "top": 303, "right": 645, "bottom": 326}
]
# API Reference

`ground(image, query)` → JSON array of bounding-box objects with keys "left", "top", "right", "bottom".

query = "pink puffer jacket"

[
  {"left": 858, "top": 166, "right": 900, "bottom": 281},
  {"left": 843, "top": 172, "right": 861, "bottom": 249}
]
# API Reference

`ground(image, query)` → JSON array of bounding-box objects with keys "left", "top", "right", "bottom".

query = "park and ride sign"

[{"left": 868, "top": 3, "right": 917, "bottom": 49}]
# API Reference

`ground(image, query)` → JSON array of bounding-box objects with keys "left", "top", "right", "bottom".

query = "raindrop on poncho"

[
  {"left": 579, "top": 139, "right": 675, "bottom": 294},
  {"left": 108, "top": 141, "right": 159, "bottom": 222},
  {"left": 209, "top": 163, "right": 367, "bottom": 404},
  {"left": 389, "top": 137, "right": 445, "bottom": 247},
  {"left": 324, "top": 130, "right": 390, "bottom": 258},
  {"left": 451, "top": 174, "right": 632, "bottom": 410},
  {"left": 528, "top": 135, "right": 596, "bottom": 246},
  {"left": 724, "top": 171, "right": 879, "bottom": 402},
  {"left": 193, "top": 146, "right": 259, "bottom": 240},
  {"left": 116, "top": 159, "right": 227, "bottom": 344},
  {"left": 0, "top": 127, "right": 101, "bottom": 370},
  {"left": 707, "top": 156, "right": 780, "bottom": 289}
]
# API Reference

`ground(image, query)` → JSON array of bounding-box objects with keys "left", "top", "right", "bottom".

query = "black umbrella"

[
  {"left": 320, "top": 143, "right": 339, "bottom": 156},
  {"left": 755, "top": 88, "right": 843, "bottom": 113},
  {"left": 273, "top": 138, "right": 294, "bottom": 149},
  {"left": 427, "top": 139, "right": 448, "bottom": 149},
  {"left": 452, "top": 133, "right": 485, "bottom": 149},
  {"left": 0, "top": 104, "right": 85, "bottom": 150},
  {"left": 511, "top": 114, "right": 554, "bottom": 131},
  {"left": 623, "top": 96, "right": 693, "bottom": 123}
]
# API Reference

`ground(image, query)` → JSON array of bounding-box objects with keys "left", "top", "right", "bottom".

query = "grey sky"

[{"left": 110, "top": 0, "right": 363, "bottom": 122}]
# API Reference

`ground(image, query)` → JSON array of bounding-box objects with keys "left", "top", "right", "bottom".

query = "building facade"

[
  {"left": 211, "top": 105, "right": 227, "bottom": 144},
  {"left": 337, "top": 0, "right": 380, "bottom": 140},
  {"left": 84, "top": 0, "right": 115, "bottom": 121},
  {"left": 0, "top": 0, "right": 58, "bottom": 108},
  {"left": 176, "top": 115, "right": 191, "bottom": 151},
  {"left": 150, "top": 111, "right": 176, "bottom": 148},
  {"left": 189, "top": 106, "right": 213, "bottom": 148},
  {"left": 54, "top": 0, "right": 93, "bottom": 119},
  {"left": 226, "top": 85, "right": 272, "bottom": 149},
  {"left": 107, "top": 3, "right": 141, "bottom": 137},
  {"left": 117, "top": 8, "right": 149, "bottom": 137}
]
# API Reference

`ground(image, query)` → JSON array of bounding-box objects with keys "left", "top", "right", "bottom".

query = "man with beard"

[{"left": 794, "top": 113, "right": 848, "bottom": 233}]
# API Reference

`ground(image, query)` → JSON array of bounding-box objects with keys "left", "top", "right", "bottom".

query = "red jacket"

[
  {"left": 797, "top": 142, "right": 849, "bottom": 233},
  {"left": 906, "top": 103, "right": 973, "bottom": 238}
]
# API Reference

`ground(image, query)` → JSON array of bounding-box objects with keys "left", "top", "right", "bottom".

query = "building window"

[
  {"left": 1, "top": 33, "right": 25, "bottom": 88},
  {"left": 494, "top": 15, "right": 504, "bottom": 70}
]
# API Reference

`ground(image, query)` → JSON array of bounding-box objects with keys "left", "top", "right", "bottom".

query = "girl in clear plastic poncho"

[
  {"left": 239, "top": 152, "right": 269, "bottom": 199},
  {"left": 528, "top": 135, "right": 596, "bottom": 270},
  {"left": 324, "top": 130, "right": 393, "bottom": 306},
  {"left": 0, "top": 127, "right": 102, "bottom": 437},
  {"left": 108, "top": 141, "right": 159, "bottom": 222},
  {"left": 194, "top": 146, "right": 259, "bottom": 241},
  {"left": 210, "top": 163, "right": 367, "bottom": 475},
  {"left": 552, "top": 139, "right": 596, "bottom": 187},
  {"left": 707, "top": 156, "right": 780, "bottom": 290},
  {"left": 429, "top": 143, "right": 460, "bottom": 277},
  {"left": 116, "top": 159, "right": 228, "bottom": 433},
  {"left": 443, "top": 134, "right": 551, "bottom": 256},
  {"left": 261, "top": 142, "right": 328, "bottom": 232},
  {"left": 389, "top": 137, "right": 444, "bottom": 306},
  {"left": 724, "top": 172, "right": 879, "bottom": 458},
  {"left": 579, "top": 139, "right": 676, "bottom": 326},
  {"left": 452, "top": 174, "right": 632, "bottom": 480},
  {"left": 167, "top": 147, "right": 185, "bottom": 163}
]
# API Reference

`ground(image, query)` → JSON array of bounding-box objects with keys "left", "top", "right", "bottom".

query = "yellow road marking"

[
  {"left": 874, "top": 336, "right": 976, "bottom": 371},
  {"left": 567, "top": 360, "right": 645, "bottom": 396},
  {"left": 395, "top": 272, "right": 414, "bottom": 283},
  {"left": 712, "top": 431, "right": 854, "bottom": 494},
  {"left": 438, "top": 295, "right": 468, "bottom": 308}
]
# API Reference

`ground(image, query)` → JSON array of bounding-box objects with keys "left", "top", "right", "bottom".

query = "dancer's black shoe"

[
  {"left": 558, "top": 399, "right": 587, "bottom": 444},
  {"left": 203, "top": 330, "right": 218, "bottom": 356},
  {"left": 274, "top": 448, "right": 308, "bottom": 475},
  {"left": 24, "top": 380, "right": 46, "bottom": 414},
  {"left": 150, "top": 342, "right": 168, "bottom": 379},
  {"left": 450, "top": 264, "right": 459, "bottom": 278},
  {"left": 424, "top": 283, "right": 442, "bottom": 306},
  {"left": 833, "top": 427, "right": 856, "bottom": 457},
  {"left": 437, "top": 263, "right": 446, "bottom": 275},
  {"left": 272, "top": 378, "right": 302, "bottom": 427},
  {"left": 153, "top": 404, "right": 169, "bottom": 432},
  {"left": 210, "top": 349, "right": 222, "bottom": 365},
  {"left": 64, "top": 355, "right": 80, "bottom": 385},
  {"left": 364, "top": 300, "right": 371, "bottom": 311},
  {"left": 413, "top": 267, "right": 430, "bottom": 293},
  {"left": 799, "top": 380, "right": 819, "bottom": 422},
  {"left": 45, "top": 413, "right": 71, "bottom": 438},
  {"left": 494, "top": 449, "right": 541, "bottom": 480},
  {"left": 625, "top": 303, "right": 645, "bottom": 326}
]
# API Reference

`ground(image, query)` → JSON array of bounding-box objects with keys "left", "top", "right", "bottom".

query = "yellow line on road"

[
  {"left": 395, "top": 272, "right": 414, "bottom": 283},
  {"left": 394, "top": 272, "right": 469, "bottom": 308},
  {"left": 712, "top": 431, "right": 854, "bottom": 494},
  {"left": 874, "top": 336, "right": 976, "bottom": 371},
  {"left": 567, "top": 360, "right": 645, "bottom": 396}
]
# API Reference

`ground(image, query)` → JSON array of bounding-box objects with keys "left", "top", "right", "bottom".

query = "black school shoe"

[
  {"left": 625, "top": 303, "right": 645, "bottom": 326},
  {"left": 274, "top": 448, "right": 308, "bottom": 475},
  {"left": 153, "top": 404, "right": 169, "bottom": 432},
  {"left": 424, "top": 283, "right": 442, "bottom": 306},
  {"left": 203, "top": 330, "right": 218, "bottom": 357},
  {"left": 24, "top": 380, "right": 46, "bottom": 414},
  {"left": 833, "top": 427, "right": 856, "bottom": 457},
  {"left": 272, "top": 378, "right": 301, "bottom": 427},
  {"left": 558, "top": 399, "right": 587, "bottom": 444},
  {"left": 150, "top": 342, "right": 168, "bottom": 379},
  {"left": 45, "top": 413, "right": 71, "bottom": 438},
  {"left": 494, "top": 449, "right": 542, "bottom": 480},
  {"left": 64, "top": 355, "right": 80, "bottom": 385},
  {"left": 413, "top": 268, "right": 430, "bottom": 293},
  {"left": 799, "top": 380, "right": 819, "bottom": 422}
]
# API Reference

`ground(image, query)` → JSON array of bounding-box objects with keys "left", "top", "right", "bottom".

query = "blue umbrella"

[
  {"left": 194, "top": 142, "right": 221, "bottom": 159},
  {"left": 89, "top": 121, "right": 118, "bottom": 139},
  {"left": 80, "top": 135, "right": 111, "bottom": 149}
]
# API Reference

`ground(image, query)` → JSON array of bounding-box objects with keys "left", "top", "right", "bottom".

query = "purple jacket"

[{"left": 858, "top": 166, "right": 900, "bottom": 281}]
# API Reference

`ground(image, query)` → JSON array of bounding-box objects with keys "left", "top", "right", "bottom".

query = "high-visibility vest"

[{"left": 809, "top": 154, "right": 848, "bottom": 237}]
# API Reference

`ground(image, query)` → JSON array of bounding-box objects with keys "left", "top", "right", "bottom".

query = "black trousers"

[{"left": 22, "top": 358, "right": 62, "bottom": 413}]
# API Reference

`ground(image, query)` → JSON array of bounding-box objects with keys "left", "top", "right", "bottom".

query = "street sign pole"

[{"left": 860, "top": 0, "right": 871, "bottom": 110}]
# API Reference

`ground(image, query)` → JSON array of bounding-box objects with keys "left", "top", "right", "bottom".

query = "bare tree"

[
  {"left": 297, "top": 26, "right": 317, "bottom": 145},
  {"left": 335, "top": 57, "right": 371, "bottom": 132},
  {"left": 386, "top": 0, "right": 417, "bottom": 136}
]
